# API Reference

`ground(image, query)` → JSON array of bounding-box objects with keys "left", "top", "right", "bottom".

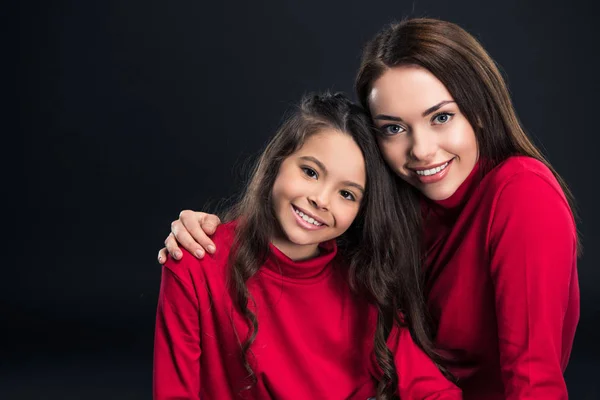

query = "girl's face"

[
  {"left": 271, "top": 130, "right": 366, "bottom": 260},
  {"left": 368, "top": 65, "right": 478, "bottom": 201}
]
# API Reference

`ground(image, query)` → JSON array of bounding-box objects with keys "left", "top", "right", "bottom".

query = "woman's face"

[{"left": 368, "top": 65, "right": 478, "bottom": 201}]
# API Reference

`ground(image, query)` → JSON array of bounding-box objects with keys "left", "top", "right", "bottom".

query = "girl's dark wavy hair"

[{"left": 223, "top": 92, "right": 432, "bottom": 399}]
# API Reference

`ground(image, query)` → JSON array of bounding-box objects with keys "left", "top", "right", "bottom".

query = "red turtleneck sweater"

[
  {"left": 422, "top": 156, "right": 579, "bottom": 399},
  {"left": 154, "top": 222, "right": 461, "bottom": 399}
]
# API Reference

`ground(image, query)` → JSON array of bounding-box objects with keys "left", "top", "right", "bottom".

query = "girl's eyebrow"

[
  {"left": 299, "top": 156, "right": 364, "bottom": 193},
  {"left": 299, "top": 156, "right": 327, "bottom": 174},
  {"left": 343, "top": 181, "right": 365, "bottom": 194},
  {"left": 373, "top": 100, "right": 455, "bottom": 121}
]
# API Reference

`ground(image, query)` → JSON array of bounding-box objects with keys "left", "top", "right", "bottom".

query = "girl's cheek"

[{"left": 344, "top": 203, "right": 361, "bottom": 223}]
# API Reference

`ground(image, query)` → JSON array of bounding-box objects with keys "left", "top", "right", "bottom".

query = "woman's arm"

[
  {"left": 390, "top": 326, "right": 462, "bottom": 399},
  {"left": 157, "top": 211, "right": 222, "bottom": 263},
  {"left": 489, "top": 171, "right": 579, "bottom": 399},
  {"left": 153, "top": 254, "right": 202, "bottom": 399}
]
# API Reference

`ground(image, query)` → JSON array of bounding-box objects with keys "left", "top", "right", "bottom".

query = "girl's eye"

[
  {"left": 381, "top": 124, "right": 406, "bottom": 136},
  {"left": 301, "top": 167, "right": 318, "bottom": 179},
  {"left": 432, "top": 112, "right": 455, "bottom": 125},
  {"left": 340, "top": 190, "right": 356, "bottom": 201}
]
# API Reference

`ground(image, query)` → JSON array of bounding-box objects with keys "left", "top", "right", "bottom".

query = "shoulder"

[
  {"left": 209, "top": 220, "right": 237, "bottom": 246},
  {"left": 486, "top": 156, "right": 559, "bottom": 189},
  {"left": 163, "top": 221, "right": 236, "bottom": 281},
  {"left": 482, "top": 156, "right": 569, "bottom": 207},
  {"left": 484, "top": 157, "right": 576, "bottom": 241}
]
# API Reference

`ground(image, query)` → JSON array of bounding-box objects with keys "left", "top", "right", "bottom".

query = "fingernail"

[
  {"left": 157, "top": 255, "right": 163, "bottom": 262},
  {"left": 207, "top": 245, "right": 216, "bottom": 254},
  {"left": 174, "top": 251, "right": 182, "bottom": 259},
  {"left": 195, "top": 249, "right": 204, "bottom": 258}
]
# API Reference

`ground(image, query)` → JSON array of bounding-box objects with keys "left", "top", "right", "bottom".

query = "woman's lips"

[{"left": 411, "top": 158, "right": 454, "bottom": 184}]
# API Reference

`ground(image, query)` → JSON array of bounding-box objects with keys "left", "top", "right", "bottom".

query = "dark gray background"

[{"left": 9, "top": 0, "right": 599, "bottom": 398}]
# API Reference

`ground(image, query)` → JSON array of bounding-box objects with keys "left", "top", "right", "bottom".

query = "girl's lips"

[
  {"left": 291, "top": 205, "right": 328, "bottom": 231},
  {"left": 292, "top": 205, "right": 327, "bottom": 225}
]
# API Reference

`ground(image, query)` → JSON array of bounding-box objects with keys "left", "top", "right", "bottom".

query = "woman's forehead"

[{"left": 369, "top": 66, "right": 454, "bottom": 115}]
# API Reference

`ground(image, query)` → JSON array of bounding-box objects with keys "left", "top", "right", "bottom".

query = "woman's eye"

[
  {"left": 301, "top": 167, "right": 318, "bottom": 179},
  {"left": 381, "top": 124, "right": 405, "bottom": 136},
  {"left": 432, "top": 112, "right": 454, "bottom": 125},
  {"left": 340, "top": 190, "right": 356, "bottom": 201}
]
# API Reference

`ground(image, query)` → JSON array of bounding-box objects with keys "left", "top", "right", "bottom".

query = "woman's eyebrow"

[
  {"left": 422, "top": 100, "right": 455, "bottom": 117},
  {"left": 373, "top": 114, "right": 404, "bottom": 122},
  {"left": 372, "top": 100, "right": 454, "bottom": 122}
]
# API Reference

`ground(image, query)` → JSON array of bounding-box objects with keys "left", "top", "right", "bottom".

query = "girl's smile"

[
  {"left": 291, "top": 204, "right": 327, "bottom": 229},
  {"left": 271, "top": 129, "right": 365, "bottom": 260}
]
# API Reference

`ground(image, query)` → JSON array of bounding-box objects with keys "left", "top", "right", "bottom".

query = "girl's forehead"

[
  {"left": 292, "top": 130, "right": 366, "bottom": 184},
  {"left": 295, "top": 130, "right": 356, "bottom": 155}
]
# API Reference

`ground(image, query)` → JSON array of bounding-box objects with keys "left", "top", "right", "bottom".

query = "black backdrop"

[{"left": 10, "top": 0, "right": 600, "bottom": 398}]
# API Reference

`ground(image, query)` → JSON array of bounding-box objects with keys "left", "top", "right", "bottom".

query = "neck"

[{"left": 270, "top": 236, "right": 321, "bottom": 261}]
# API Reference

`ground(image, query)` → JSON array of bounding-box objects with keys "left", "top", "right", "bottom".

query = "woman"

[{"left": 158, "top": 19, "right": 579, "bottom": 399}]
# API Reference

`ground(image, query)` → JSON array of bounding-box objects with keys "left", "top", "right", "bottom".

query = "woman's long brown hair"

[
  {"left": 353, "top": 17, "right": 580, "bottom": 388},
  {"left": 356, "top": 18, "right": 579, "bottom": 252},
  {"left": 223, "top": 92, "right": 431, "bottom": 399}
]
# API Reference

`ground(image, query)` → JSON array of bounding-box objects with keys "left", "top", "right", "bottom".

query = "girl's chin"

[
  {"left": 287, "top": 234, "right": 324, "bottom": 247},
  {"left": 278, "top": 229, "right": 316, "bottom": 246}
]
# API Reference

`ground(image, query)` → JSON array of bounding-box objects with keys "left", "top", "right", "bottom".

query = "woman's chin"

[{"left": 418, "top": 183, "right": 460, "bottom": 201}]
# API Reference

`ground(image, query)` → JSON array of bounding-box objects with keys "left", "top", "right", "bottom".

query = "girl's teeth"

[{"left": 294, "top": 208, "right": 322, "bottom": 226}]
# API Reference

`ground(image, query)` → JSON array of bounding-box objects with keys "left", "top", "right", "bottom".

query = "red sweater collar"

[{"left": 262, "top": 240, "right": 338, "bottom": 281}]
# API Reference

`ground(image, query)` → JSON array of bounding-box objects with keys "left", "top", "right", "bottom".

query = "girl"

[
  {"left": 153, "top": 93, "right": 461, "bottom": 399},
  {"left": 159, "top": 19, "right": 580, "bottom": 399}
]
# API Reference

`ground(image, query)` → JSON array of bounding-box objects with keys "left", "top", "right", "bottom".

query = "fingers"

[
  {"left": 163, "top": 211, "right": 223, "bottom": 261},
  {"left": 171, "top": 216, "right": 210, "bottom": 258},
  {"left": 179, "top": 211, "right": 222, "bottom": 256},
  {"left": 200, "top": 214, "right": 222, "bottom": 236},
  {"left": 165, "top": 232, "right": 184, "bottom": 260},
  {"left": 157, "top": 248, "right": 168, "bottom": 264}
]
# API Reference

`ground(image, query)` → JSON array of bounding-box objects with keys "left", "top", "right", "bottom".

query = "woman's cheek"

[
  {"left": 378, "top": 141, "right": 407, "bottom": 174},
  {"left": 445, "top": 119, "right": 478, "bottom": 156}
]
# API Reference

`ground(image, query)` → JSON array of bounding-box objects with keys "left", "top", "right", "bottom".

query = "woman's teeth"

[
  {"left": 294, "top": 208, "right": 323, "bottom": 226},
  {"left": 415, "top": 161, "right": 450, "bottom": 176}
]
